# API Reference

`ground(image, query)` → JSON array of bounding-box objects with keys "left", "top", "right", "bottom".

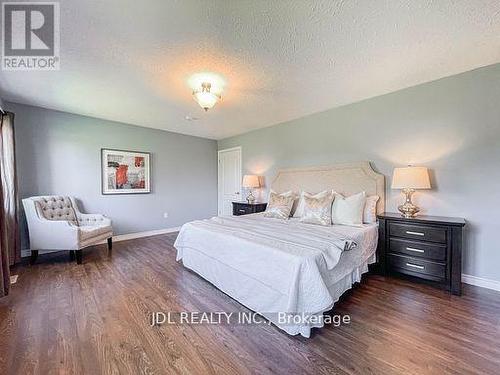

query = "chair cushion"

[
  {"left": 78, "top": 224, "right": 113, "bottom": 242},
  {"left": 34, "top": 196, "right": 77, "bottom": 223}
]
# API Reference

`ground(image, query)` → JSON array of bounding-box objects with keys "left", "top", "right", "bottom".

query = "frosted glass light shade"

[
  {"left": 242, "top": 175, "right": 260, "bottom": 188},
  {"left": 391, "top": 167, "right": 431, "bottom": 189},
  {"left": 193, "top": 91, "right": 218, "bottom": 110},
  {"left": 192, "top": 81, "right": 221, "bottom": 111}
]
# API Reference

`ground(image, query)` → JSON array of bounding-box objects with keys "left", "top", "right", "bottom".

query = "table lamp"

[
  {"left": 391, "top": 166, "right": 431, "bottom": 218},
  {"left": 242, "top": 175, "right": 260, "bottom": 203}
]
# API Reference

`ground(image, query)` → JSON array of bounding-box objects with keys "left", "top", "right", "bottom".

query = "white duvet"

[{"left": 175, "top": 213, "right": 377, "bottom": 337}]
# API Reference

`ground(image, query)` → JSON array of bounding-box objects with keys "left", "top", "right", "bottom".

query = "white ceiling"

[{"left": 1, "top": 0, "right": 500, "bottom": 140}]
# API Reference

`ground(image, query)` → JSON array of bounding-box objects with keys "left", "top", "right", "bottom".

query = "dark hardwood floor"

[{"left": 1, "top": 234, "right": 499, "bottom": 375}]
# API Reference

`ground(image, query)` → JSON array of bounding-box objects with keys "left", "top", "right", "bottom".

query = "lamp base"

[
  {"left": 246, "top": 190, "right": 256, "bottom": 204},
  {"left": 398, "top": 189, "right": 420, "bottom": 218}
]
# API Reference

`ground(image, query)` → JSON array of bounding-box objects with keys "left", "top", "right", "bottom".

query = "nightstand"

[
  {"left": 232, "top": 201, "right": 267, "bottom": 216},
  {"left": 377, "top": 212, "right": 466, "bottom": 295}
]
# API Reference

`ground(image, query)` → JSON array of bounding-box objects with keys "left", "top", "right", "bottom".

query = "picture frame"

[{"left": 101, "top": 148, "right": 151, "bottom": 195}]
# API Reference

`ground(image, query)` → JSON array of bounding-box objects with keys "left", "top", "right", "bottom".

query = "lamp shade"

[
  {"left": 391, "top": 167, "right": 431, "bottom": 189},
  {"left": 242, "top": 175, "right": 260, "bottom": 188}
]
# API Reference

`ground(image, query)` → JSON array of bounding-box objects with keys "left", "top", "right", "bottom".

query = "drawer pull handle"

[
  {"left": 406, "top": 247, "right": 425, "bottom": 253},
  {"left": 238, "top": 209, "right": 246, "bottom": 213},
  {"left": 406, "top": 263, "right": 425, "bottom": 270},
  {"left": 406, "top": 231, "right": 425, "bottom": 236}
]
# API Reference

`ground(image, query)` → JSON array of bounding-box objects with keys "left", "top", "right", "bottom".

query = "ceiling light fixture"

[{"left": 192, "top": 82, "right": 221, "bottom": 111}]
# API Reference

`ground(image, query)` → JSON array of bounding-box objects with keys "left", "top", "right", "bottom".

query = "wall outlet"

[{"left": 163, "top": 212, "right": 169, "bottom": 219}]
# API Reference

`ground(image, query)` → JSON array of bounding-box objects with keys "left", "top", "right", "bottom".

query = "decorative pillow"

[
  {"left": 331, "top": 191, "right": 366, "bottom": 226},
  {"left": 299, "top": 192, "right": 335, "bottom": 226},
  {"left": 363, "top": 195, "right": 380, "bottom": 224},
  {"left": 264, "top": 191, "right": 295, "bottom": 220},
  {"left": 268, "top": 189, "right": 298, "bottom": 215},
  {"left": 293, "top": 190, "right": 332, "bottom": 218}
]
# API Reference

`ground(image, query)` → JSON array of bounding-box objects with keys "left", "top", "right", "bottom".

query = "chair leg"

[
  {"left": 30, "top": 250, "right": 38, "bottom": 265},
  {"left": 69, "top": 250, "right": 75, "bottom": 261},
  {"left": 107, "top": 237, "right": 112, "bottom": 255},
  {"left": 75, "top": 250, "right": 83, "bottom": 264}
]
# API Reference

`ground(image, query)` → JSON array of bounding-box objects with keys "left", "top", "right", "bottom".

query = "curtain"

[{"left": 0, "top": 112, "right": 19, "bottom": 297}]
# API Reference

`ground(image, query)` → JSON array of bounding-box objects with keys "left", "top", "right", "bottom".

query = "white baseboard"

[
  {"left": 21, "top": 226, "right": 181, "bottom": 258},
  {"left": 109, "top": 227, "right": 180, "bottom": 243},
  {"left": 462, "top": 274, "right": 500, "bottom": 292}
]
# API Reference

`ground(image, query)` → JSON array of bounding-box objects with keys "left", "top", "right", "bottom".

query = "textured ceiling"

[{"left": 1, "top": 0, "right": 500, "bottom": 139}]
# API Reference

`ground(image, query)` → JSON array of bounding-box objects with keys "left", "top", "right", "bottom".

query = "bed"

[{"left": 175, "top": 162, "right": 385, "bottom": 337}]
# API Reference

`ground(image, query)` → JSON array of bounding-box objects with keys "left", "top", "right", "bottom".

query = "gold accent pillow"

[
  {"left": 264, "top": 192, "right": 295, "bottom": 220},
  {"left": 299, "top": 192, "right": 335, "bottom": 226},
  {"left": 293, "top": 190, "right": 332, "bottom": 218}
]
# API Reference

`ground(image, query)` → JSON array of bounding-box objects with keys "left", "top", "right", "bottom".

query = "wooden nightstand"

[
  {"left": 232, "top": 201, "right": 267, "bottom": 216},
  {"left": 377, "top": 212, "right": 466, "bottom": 295}
]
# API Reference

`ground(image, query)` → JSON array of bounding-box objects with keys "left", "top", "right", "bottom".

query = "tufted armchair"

[{"left": 22, "top": 196, "right": 113, "bottom": 264}]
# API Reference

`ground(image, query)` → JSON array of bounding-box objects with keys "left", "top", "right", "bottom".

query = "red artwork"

[
  {"left": 102, "top": 149, "right": 150, "bottom": 194},
  {"left": 134, "top": 180, "right": 145, "bottom": 189},
  {"left": 116, "top": 165, "right": 129, "bottom": 186},
  {"left": 135, "top": 157, "right": 144, "bottom": 167}
]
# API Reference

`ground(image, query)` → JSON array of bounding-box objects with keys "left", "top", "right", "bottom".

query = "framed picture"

[{"left": 101, "top": 149, "right": 151, "bottom": 194}]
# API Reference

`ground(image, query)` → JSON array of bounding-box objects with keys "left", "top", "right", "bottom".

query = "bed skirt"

[{"left": 178, "top": 246, "right": 376, "bottom": 338}]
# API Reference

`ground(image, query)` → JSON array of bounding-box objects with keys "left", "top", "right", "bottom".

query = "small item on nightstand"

[
  {"left": 391, "top": 166, "right": 431, "bottom": 218},
  {"left": 242, "top": 175, "right": 260, "bottom": 203}
]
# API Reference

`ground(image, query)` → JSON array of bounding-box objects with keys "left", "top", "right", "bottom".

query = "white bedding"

[{"left": 175, "top": 213, "right": 378, "bottom": 337}]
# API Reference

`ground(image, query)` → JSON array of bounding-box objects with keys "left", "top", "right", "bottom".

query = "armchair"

[{"left": 22, "top": 196, "right": 113, "bottom": 264}]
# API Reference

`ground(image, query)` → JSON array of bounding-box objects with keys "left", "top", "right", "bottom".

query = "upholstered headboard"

[{"left": 270, "top": 161, "right": 385, "bottom": 214}]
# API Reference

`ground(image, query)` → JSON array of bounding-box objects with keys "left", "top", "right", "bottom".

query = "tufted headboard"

[{"left": 270, "top": 161, "right": 385, "bottom": 214}]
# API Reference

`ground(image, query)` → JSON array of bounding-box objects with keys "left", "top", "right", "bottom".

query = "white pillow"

[
  {"left": 331, "top": 191, "right": 366, "bottom": 226},
  {"left": 293, "top": 190, "right": 332, "bottom": 218},
  {"left": 363, "top": 195, "right": 380, "bottom": 224}
]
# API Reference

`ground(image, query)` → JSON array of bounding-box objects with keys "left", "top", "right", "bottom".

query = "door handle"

[
  {"left": 235, "top": 192, "right": 240, "bottom": 195},
  {"left": 406, "top": 231, "right": 424, "bottom": 236},
  {"left": 406, "top": 263, "right": 425, "bottom": 270}
]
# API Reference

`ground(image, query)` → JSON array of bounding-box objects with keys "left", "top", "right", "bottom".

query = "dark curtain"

[{"left": 0, "top": 112, "right": 19, "bottom": 297}]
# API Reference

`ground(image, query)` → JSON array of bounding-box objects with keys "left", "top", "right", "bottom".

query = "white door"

[{"left": 218, "top": 147, "right": 242, "bottom": 216}]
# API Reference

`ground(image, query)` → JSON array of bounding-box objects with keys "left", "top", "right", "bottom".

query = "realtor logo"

[{"left": 2, "top": 2, "right": 60, "bottom": 70}]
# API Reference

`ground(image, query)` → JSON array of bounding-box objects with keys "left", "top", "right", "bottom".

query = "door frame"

[{"left": 217, "top": 146, "right": 242, "bottom": 216}]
